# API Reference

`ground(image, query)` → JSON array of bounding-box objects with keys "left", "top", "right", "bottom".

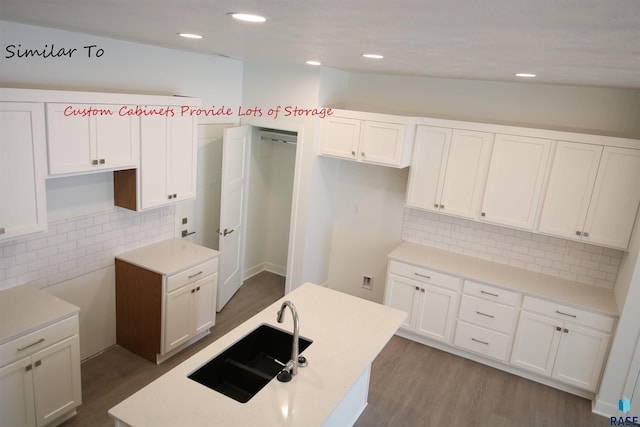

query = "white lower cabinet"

[
  {"left": 115, "top": 240, "right": 220, "bottom": 364},
  {"left": 453, "top": 281, "right": 519, "bottom": 362},
  {"left": 385, "top": 261, "right": 461, "bottom": 343},
  {"left": 164, "top": 270, "right": 217, "bottom": 355},
  {"left": 0, "top": 316, "right": 81, "bottom": 427},
  {"left": 510, "top": 297, "right": 612, "bottom": 392},
  {"left": 385, "top": 253, "right": 616, "bottom": 396}
]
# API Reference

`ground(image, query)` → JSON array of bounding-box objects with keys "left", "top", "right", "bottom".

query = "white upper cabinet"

[
  {"left": 583, "top": 147, "right": 640, "bottom": 248},
  {"left": 140, "top": 113, "right": 196, "bottom": 210},
  {"left": 539, "top": 143, "right": 640, "bottom": 249},
  {"left": 0, "top": 102, "right": 47, "bottom": 241},
  {"left": 406, "top": 126, "right": 493, "bottom": 219},
  {"left": 320, "top": 110, "right": 415, "bottom": 167},
  {"left": 114, "top": 112, "right": 197, "bottom": 211},
  {"left": 480, "top": 134, "right": 552, "bottom": 230},
  {"left": 46, "top": 103, "right": 139, "bottom": 176}
]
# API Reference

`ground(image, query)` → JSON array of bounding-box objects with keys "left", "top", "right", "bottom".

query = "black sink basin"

[{"left": 188, "top": 324, "right": 312, "bottom": 403}]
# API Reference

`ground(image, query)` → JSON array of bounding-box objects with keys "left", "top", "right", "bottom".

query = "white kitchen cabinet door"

[
  {"left": 415, "top": 284, "right": 459, "bottom": 343},
  {"left": 406, "top": 126, "right": 451, "bottom": 212},
  {"left": 164, "top": 283, "right": 194, "bottom": 354},
  {"left": 0, "top": 356, "right": 36, "bottom": 427},
  {"left": 510, "top": 311, "right": 561, "bottom": 376},
  {"left": 193, "top": 273, "right": 217, "bottom": 336},
  {"left": 320, "top": 117, "right": 360, "bottom": 160},
  {"left": 139, "top": 114, "right": 196, "bottom": 210},
  {"left": 32, "top": 335, "right": 82, "bottom": 427},
  {"left": 481, "top": 134, "right": 551, "bottom": 230},
  {"left": 0, "top": 102, "right": 47, "bottom": 242},
  {"left": 439, "top": 129, "right": 493, "bottom": 219},
  {"left": 384, "top": 274, "right": 419, "bottom": 331},
  {"left": 552, "top": 323, "right": 610, "bottom": 391},
  {"left": 359, "top": 121, "right": 406, "bottom": 166},
  {"left": 583, "top": 146, "right": 640, "bottom": 249},
  {"left": 139, "top": 115, "right": 169, "bottom": 209},
  {"left": 168, "top": 114, "right": 197, "bottom": 202},
  {"left": 46, "top": 103, "right": 137, "bottom": 175},
  {"left": 538, "top": 141, "right": 603, "bottom": 241}
]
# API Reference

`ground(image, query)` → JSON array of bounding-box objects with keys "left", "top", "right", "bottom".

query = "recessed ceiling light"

[
  {"left": 178, "top": 33, "right": 203, "bottom": 39},
  {"left": 515, "top": 73, "right": 536, "bottom": 78},
  {"left": 362, "top": 53, "right": 384, "bottom": 59},
  {"left": 230, "top": 13, "right": 267, "bottom": 23},
  {"left": 305, "top": 60, "right": 322, "bottom": 66}
]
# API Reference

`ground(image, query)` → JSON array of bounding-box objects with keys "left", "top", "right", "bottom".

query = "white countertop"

[
  {"left": 389, "top": 242, "right": 619, "bottom": 316},
  {"left": 115, "top": 239, "right": 220, "bottom": 275},
  {"left": 109, "top": 283, "right": 406, "bottom": 427},
  {"left": 0, "top": 285, "right": 79, "bottom": 344}
]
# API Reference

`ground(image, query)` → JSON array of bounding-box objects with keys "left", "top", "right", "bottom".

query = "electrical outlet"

[{"left": 362, "top": 275, "right": 373, "bottom": 290}]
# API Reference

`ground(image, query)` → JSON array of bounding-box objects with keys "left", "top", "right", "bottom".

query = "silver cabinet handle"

[
  {"left": 181, "top": 230, "right": 196, "bottom": 238},
  {"left": 480, "top": 290, "right": 499, "bottom": 297},
  {"left": 414, "top": 272, "right": 431, "bottom": 279},
  {"left": 471, "top": 338, "right": 489, "bottom": 345},
  {"left": 18, "top": 337, "right": 45, "bottom": 351},
  {"left": 476, "top": 311, "right": 495, "bottom": 319},
  {"left": 188, "top": 271, "right": 203, "bottom": 279},
  {"left": 555, "top": 310, "right": 577, "bottom": 318},
  {"left": 99, "top": 158, "right": 105, "bottom": 164}
]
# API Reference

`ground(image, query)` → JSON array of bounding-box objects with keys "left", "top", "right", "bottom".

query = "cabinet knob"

[
  {"left": 0, "top": 227, "right": 5, "bottom": 235},
  {"left": 576, "top": 231, "right": 582, "bottom": 236},
  {"left": 351, "top": 151, "right": 356, "bottom": 156},
  {"left": 99, "top": 158, "right": 105, "bottom": 164},
  {"left": 481, "top": 212, "right": 486, "bottom": 217},
  {"left": 440, "top": 204, "right": 444, "bottom": 209},
  {"left": 92, "top": 159, "right": 99, "bottom": 165},
  {"left": 361, "top": 152, "right": 366, "bottom": 158},
  {"left": 434, "top": 203, "right": 439, "bottom": 208},
  {"left": 168, "top": 195, "right": 173, "bottom": 199},
  {"left": 583, "top": 232, "right": 590, "bottom": 237}
]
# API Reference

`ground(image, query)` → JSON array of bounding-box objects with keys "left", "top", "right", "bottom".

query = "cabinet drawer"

[
  {"left": 454, "top": 321, "right": 511, "bottom": 361},
  {"left": 388, "top": 261, "right": 460, "bottom": 291},
  {"left": 522, "top": 296, "right": 614, "bottom": 332},
  {"left": 458, "top": 295, "right": 517, "bottom": 334},
  {"left": 166, "top": 259, "right": 218, "bottom": 293},
  {"left": 0, "top": 315, "right": 78, "bottom": 365},
  {"left": 463, "top": 280, "right": 519, "bottom": 306}
]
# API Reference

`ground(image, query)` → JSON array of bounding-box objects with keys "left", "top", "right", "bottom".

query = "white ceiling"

[{"left": 2, "top": 0, "right": 640, "bottom": 89}]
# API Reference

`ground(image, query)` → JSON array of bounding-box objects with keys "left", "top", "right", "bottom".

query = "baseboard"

[{"left": 244, "top": 263, "right": 286, "bottom": 280}]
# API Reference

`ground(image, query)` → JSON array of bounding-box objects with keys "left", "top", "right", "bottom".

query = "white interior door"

[{"left": 217, "top": 125, "right": 250, "bottom": 311}]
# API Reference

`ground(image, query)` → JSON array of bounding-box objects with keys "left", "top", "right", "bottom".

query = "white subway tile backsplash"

[
  {"left": 0, "top": 205, "right": 175, "bottom": 290},
  {"left": 402, "top": 208, "right": 622, "bottom": 289}
]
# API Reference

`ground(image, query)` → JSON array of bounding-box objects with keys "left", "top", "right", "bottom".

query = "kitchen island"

[{"left": 108, "top": 283, "right": 406, "bottom": 426}]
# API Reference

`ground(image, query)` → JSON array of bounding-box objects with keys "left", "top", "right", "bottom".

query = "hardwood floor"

[{"left": 62, "top": 272, "right": 605, "bottom": 427}]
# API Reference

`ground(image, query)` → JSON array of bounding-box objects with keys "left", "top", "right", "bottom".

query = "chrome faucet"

[{"left": 276, "top": 300, "right": 305, "bottom": 377}]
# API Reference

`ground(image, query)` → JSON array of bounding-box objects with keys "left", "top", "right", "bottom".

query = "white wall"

[
  {"left": 0, "top": 21, "right": 243, "bottom": 359},
  {"left": 244, "top": 130, "right": 296, "bottom": 277},
  {"left": 594, "top": 208, "right": 640, "bottom": 416},
  {"left": 239, "top": 61, "right": 337, "bottom": 291},
  {"left": 343, "top": 72, "right": 640, "bottom": 139}
]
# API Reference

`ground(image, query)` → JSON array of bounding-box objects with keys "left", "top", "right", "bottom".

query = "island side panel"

[{"left": 115, "top": 259, "right": 163, "bottom": 362}]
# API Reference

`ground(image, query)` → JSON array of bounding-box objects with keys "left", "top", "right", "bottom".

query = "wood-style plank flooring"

[{"left": 62, "top": 272, "right": 605, "bottom": 427}]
